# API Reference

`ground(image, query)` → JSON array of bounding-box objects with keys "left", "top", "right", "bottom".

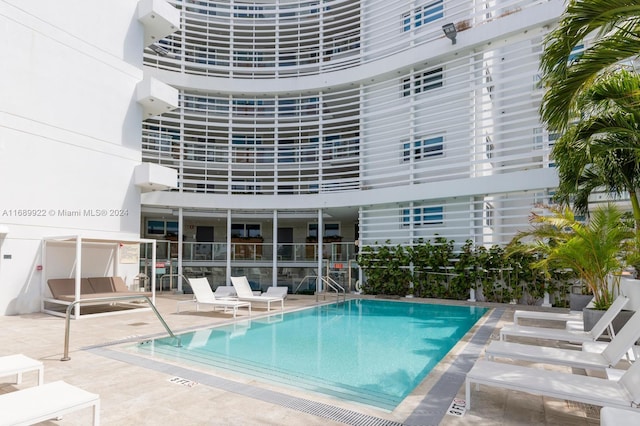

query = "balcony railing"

[{"left": 145, "top": 240, "right": 357, "bottom": 263}]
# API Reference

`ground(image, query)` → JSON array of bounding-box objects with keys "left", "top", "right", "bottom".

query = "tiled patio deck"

[{"left": 1, "top": 294, "right": 602, "bottom": 425}]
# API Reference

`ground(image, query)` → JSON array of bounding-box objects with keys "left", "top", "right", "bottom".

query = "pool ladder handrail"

[
  {"left": 61, "top": 295, "right": 182, "bottom": 361},
  {"left": 294, "top": 274, "right": 318, "bottom": 293},
  {"left": 316, "top": 276, "right": 346, "bottom": 303}
]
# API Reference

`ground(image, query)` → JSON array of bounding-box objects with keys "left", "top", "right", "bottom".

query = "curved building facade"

[{"left": 140, "top": 0, "right": 562, "bottom": 292}]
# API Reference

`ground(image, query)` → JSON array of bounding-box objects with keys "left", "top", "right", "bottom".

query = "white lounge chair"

[
  {"left": 465, "top": 355, "right": 640, "bottom": 411},
  {"left": 177, "top": 278, "right": 251, "bottom": 318},
  {"left": 513, "top": 297, "right": 593, "bottom": 323},
  {"left": 264, "top": 286, "right": 288, "bottom": 299},
  {"left": 0, "top": 380, "right": 100, "bottom": 426},
  {"left": 513, "top": 308, "right": 584, "bottom": 325},
  {"left": 601, "top": 406, "right": 640, "bottom": 426},
  {"left": 499, "top": 295, "right": 628, "bottom": 343},
  {"left": 486, "top": 309, "right": 640, "bottom": 370},
  {"left": 0, "top": 354, "right": 44, "bottom": 386},
  {"left": 214, "top": 285, "right": 237, "bottom": 298},
  {"left": 511, "top": 298, "right": 593, "bottom": 331},
  {"left": 230, "top": 276, "right": 284, "bottom": 311}
]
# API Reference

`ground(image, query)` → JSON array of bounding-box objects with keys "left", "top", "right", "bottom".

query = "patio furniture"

[
  {"left": 601, "top": 406, "right": 640, "bottom": 426},
  {"left": 485, "top": 309, "right": 640, "bottom": 370},
  {"left": 0, "top": 354, "right": 44, "bottom": 386},
  {"left": 177, "top": 278, "right": 251, "bottom": 318},
  {"left": 230, "top": 276, "right": 284, "bottom": 311},
  {"left": 499, "top": 295, "right": 628, "bottom": 343},
  {"left": 465, "top": 356, "right": 640, "bottom": 411},
  {"left": 0, "top": 380, "right": 100, "bottom": 426}
]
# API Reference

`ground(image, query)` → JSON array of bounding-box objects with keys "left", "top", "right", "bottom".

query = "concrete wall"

[{"left": 0, "top": 0, "right": 145, "bottom": 314}]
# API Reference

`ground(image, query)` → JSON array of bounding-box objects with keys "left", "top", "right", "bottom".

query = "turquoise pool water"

[{"left": 132, "top": 299, "right": 487, "bottom": 410}]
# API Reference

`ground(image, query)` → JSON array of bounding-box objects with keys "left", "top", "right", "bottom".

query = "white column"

[
  {"left": 151, "top": 240, "right": 156, "bottom": 304},
  {"left": 272, "top": 209, "right": 278, "bottom": 287},
  {"left": 226, "top": 209, "right": 232, "bottom": 284},
  {"left": 317, "top": 208, "right": 323, "bottom": 292},
  {"left": 177, "top": 207, "right": 183, "bottom": 293},
  {"left": 74, "top": 236, "right": 82, "bottom": 318}
]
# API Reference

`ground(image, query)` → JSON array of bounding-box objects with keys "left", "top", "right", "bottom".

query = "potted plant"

[{"left": 507, "top": 204, "right": 633, "bottom": 328}]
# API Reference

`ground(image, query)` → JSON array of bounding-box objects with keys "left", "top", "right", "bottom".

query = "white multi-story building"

[{"left": 0, "top": 0, "right": 564, "bottom": 315}]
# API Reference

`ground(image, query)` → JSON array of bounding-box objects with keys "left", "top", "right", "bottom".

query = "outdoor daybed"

[{"left": 44, "top": 277, "right": 153, "bottom": 318}]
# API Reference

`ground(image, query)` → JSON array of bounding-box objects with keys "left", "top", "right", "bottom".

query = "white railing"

[{"left": 144, "top": 0, "right": 552, "bottom": 78}]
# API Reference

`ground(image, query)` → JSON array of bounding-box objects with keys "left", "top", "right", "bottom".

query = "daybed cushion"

[
  {"left": 88, "top": 277, "right": 115, "bottom": 293},
  {"left": 48, "top": 277, "right": 152, "bottom": 302},
  {"left": 111, "top": 276, "right": 129, "bottom": 292},
  {"left": 110, "top": 276, "right": 152, "bottom": 296},
  {"left": 47, "top": 278, "right": 93, "bottom": 299}
]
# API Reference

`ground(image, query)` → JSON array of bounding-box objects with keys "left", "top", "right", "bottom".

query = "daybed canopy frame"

[{"left": 41, "top": 235, "right": 157, "bottom": 319}]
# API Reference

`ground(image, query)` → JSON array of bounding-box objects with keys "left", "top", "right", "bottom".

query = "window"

[
  {"left": 533, "top": 128, "right": 560, "bottom": 150},
  {"left": 278, "top": 140, "right": 296, "bottom": 163},
  {"left": 402, "top": 12, "right": 411, "bottom": 32},
  {"left": 421, "top": 207, "right": 444, "bottom": 224},
  {"left": 402, "top": 67, "right": 443, "bottom": 96},
  {"left": 231, "top": 223, "right": 261, "bottom": 238},
  {"left": 402, "top": 1, "right": 443, "bottom": 31},
  {"left": 484, "top": 202, "right": 494, "bottom": 227},
  {"left": 422, "top": 136, "right": 444, "bottom": 157},
  {"left": 401, "top": 206, "right": 444, "bottom": 226},
  {"left": 403, "top": 136, "right": 444, "bottom": 161},
  {"left": 422, "top": 0, "right": 444, "bottom": 24},
  {"left": 485, "top": 135, "right": 494, "bottom": 159},
  {"left": 147, "top": 220, "right": 179, "bottom": 236},
  {"left": 232, "top": 135, "right": 267, "bottom": 163},
  {"left": 421, "top": 68, "right": 443, "bottom": 91},
  {"left": 308, "top": 223, "right": 340, "bottom": 238},
  {"left": 402, "top": 78, "right": 412, "bottom": 97}
]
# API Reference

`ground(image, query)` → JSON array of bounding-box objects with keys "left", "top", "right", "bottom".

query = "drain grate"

[
  {"left": 275, "top": 396, "right": 405, "bottom": 426},
  {"left": 565, "top": 400, "right": 600, "bottom": 419}
]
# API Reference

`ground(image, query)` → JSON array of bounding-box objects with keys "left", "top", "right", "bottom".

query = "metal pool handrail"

[
  {"left": 316, "top": 276, "right": 346, "bottom": 303},
  {"left": 61, "top": 295, "right": 182, "bottom": 361}
]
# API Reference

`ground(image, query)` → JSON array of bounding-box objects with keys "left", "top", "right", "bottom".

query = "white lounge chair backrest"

[
  {"left": 188, "top": 277, "right": 216, "bottom": 304},
  {"left": 619, "top": 355, "right": 640, "bottom": 405},
  {"left": 265, "top": 286, "right": 287, "bottom": 298},
  {"left": 230, "top": 276, "right": 254, "bottom": 298},
  {"left": 588, "top": 295, "right": 629, "bottom": 338},
  {"left": 602, "top": 309, "right": 640, "bottom": 365}
]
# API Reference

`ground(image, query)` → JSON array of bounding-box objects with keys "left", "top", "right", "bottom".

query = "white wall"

[{"left": 0, "top": 1, "right": 145, "bottom": 314}]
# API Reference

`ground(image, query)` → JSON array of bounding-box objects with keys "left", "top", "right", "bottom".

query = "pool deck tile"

[{"left": 0, "top": 294, "right": 606, "bottom": 425}]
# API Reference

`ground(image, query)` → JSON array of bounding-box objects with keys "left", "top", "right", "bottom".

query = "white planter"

[{"left": 620, "top": 277, "right": 640, "bottom": 311}]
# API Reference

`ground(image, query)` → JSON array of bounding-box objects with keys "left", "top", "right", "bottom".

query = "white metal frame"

[{"left": 41, "top": 235, "right": 157, "bottom": 319}]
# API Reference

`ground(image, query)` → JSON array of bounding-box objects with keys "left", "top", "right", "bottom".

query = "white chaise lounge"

[
  {"left": 0, "top": 354, "right": 44, "bottom": 386},
  {"left": 601, "top": 406, "right": 640, "bottom": 426},
  {"left": 0, "top": 380, "right": 100, "bottom": 426},
  {"left": 230, "top": 276, "right": 285, "bottom": 311},
  {"left": 513, "top": 310, "right": 583, "bottom": 327},
  {"left": 499, "top": 295, "right": 628, "bottom": 343},
  {"left": 465, "top": 356, "right": 640, "bottom": 411},
  {"left": 264, "top": 286, "right": 288, "bottom": 299},
  {"left": 177, "top": 278, "right": 251, "bottom": 318},
  {"left": 486, "top": 309, "right": 640, "bottom": 370}
]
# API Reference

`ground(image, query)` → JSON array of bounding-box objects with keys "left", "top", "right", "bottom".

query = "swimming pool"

[{"left": 132, "top": 299, "right": 487, "bottom": 410}]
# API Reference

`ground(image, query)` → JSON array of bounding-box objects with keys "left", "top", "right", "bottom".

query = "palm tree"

[
  {"left": 551, "top": 68, "right": 640, "bottom": 230},
  {"left": 540, "top": 0, "right": 640, "bottom": 132},
  {"left": 508, "top": 204, "right": 633, "bottom": 309}
]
